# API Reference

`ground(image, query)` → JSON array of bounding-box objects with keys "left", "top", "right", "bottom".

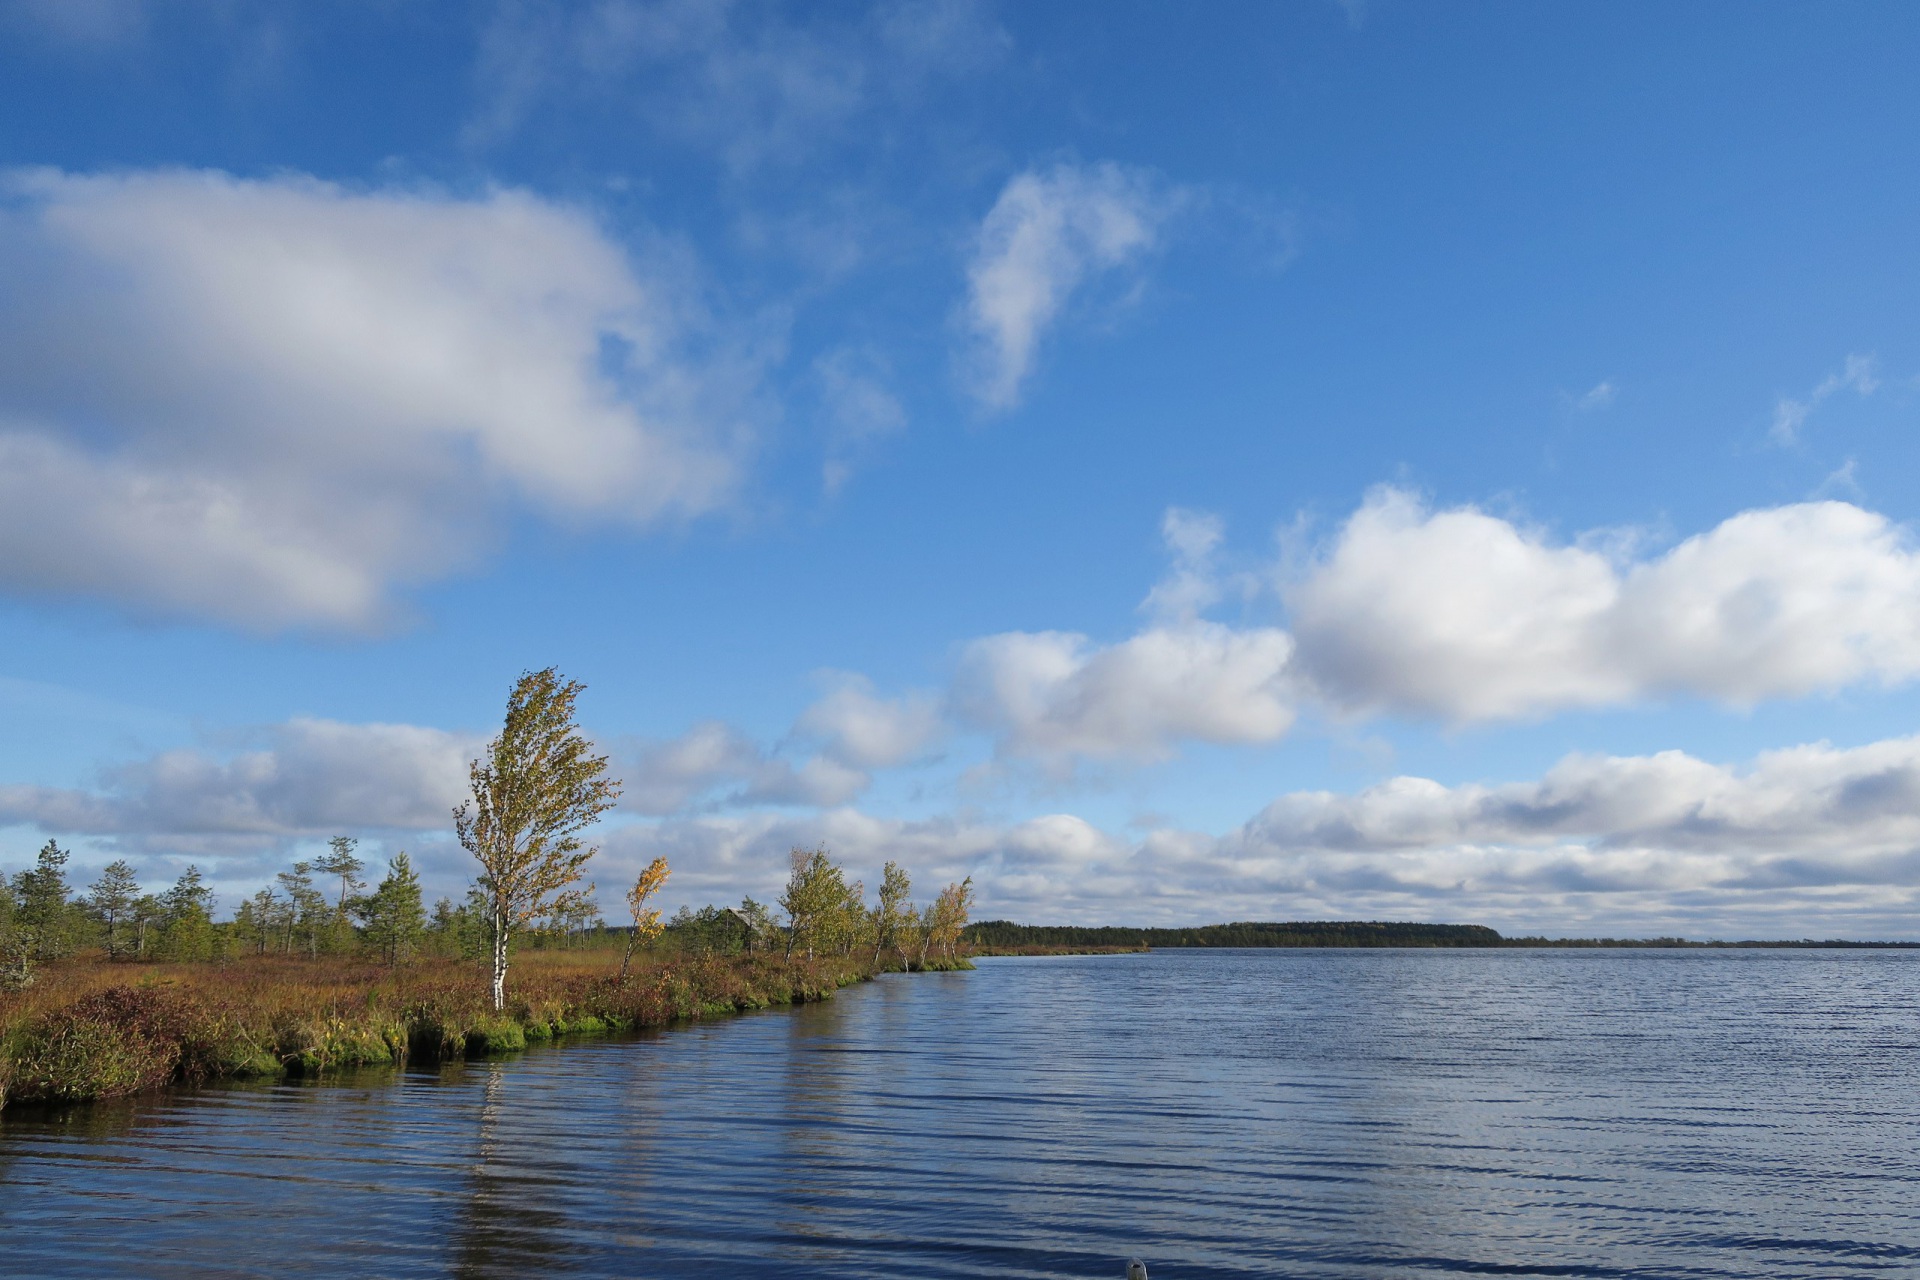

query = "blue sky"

[{"left": 3, "top": 0, "right": 1920, "bottom": 937}]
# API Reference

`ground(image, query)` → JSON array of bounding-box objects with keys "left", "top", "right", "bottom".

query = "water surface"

[{"left": 3, "top": 949, "right": 1917, "bottom": 1278}]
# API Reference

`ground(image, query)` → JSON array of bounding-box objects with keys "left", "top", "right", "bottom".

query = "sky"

[{"left": 2, "top": 0, "right": 1920, "bottom": 938}]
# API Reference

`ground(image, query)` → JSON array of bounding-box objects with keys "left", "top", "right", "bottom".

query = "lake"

[{"left": 3, "top": 949, "right": 1917, "bottom": 1278}]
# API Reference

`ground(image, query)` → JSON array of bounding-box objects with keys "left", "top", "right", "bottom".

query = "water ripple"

[{"left": 2, "top": 949, "right": 1917, "bottom": 1278}]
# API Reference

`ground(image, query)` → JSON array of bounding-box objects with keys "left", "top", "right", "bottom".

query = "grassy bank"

[{"left": 0, "top": 950, "right": 968, "bottom": 1112}]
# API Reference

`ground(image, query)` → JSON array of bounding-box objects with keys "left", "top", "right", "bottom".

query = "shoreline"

[
  {"left": 965, "top": 920, "right": 1920, "bottom": 951},
  {"left": 0, "top": 950, "right": 972, "bottom": 1113}
]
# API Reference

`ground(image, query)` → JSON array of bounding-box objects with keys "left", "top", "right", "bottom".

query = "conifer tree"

[
  {"left": 15, "top": 839, "right": 79, "bottom": 961},
  {"left": 156, "top": 866, "right": 216, "bottom": 961},
  {"left": 277, "top": 862, "right": 326, "bottom": 957},
  {"left": 0, "top": 875, "right": 27, "bottom": 989},
  {"left": 737, "top": 896, "right": 777, "bottom": 956},
  {"left": 86, "top": 860, "right": 142, "bottom": 961},
  {"left": 314, "top": 836, "right": 366, "bottom": 952},
  {"left": 359, "top": 853, "right": 427, "bottom": 966}
]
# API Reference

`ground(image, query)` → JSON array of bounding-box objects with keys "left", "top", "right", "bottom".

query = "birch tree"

[
  {"left": 869, "top": 861, "right": 911, "bottom": 967},
  {"left": 932, "top": 877, "right": 976, "bottom": 963},
  {"left": 619, "top": 856, "right": 670, "bottom": 983},
  {"left": 455, "top": 668, "right": 621, "bottom": 1010},
  {"left": 779, "top": 846, "right": 848, "bottom": 961}
]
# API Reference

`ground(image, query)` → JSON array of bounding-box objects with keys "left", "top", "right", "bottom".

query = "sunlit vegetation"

[
  {"left": 0, "top": 836, "right": 975, "bottom": 1112},
  {"left": 0, "top": 669, "right": 979, "bottom": 1112},
  {"left": 456, "top": 667, "right": 621, "bottom": 1010},
  {"left": 0, "top": 949, "right": 873, "bottom": 1111}
]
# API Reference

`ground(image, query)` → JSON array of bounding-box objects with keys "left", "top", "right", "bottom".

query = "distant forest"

[{"left": 962, "top": 920, "right": 1920, "bottom": 949}]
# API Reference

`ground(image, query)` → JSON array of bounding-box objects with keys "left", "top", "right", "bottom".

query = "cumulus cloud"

[
  {"left": 794, "top": 675, "right": 943, "bottom": 769},
  {"left": 1771, "top": 352, "right": 1878, "bottom": 444},
  {"left": 0, "top": 719, "right": 481, "bottom": 851},
  {"left": 619, "top": 720, "right": 869, "bottom": 815},
  {"left": 596, "top": 733, "right": 1920, "bottom": 936},
  {"left": 1290, "top": 488, "right": 1920, "bottom": 721},
  {"left": 953, "top": 624, "right": 1295, "bottom": 763},
  {"left": 1237, "top": 736, "right": 1920, "bottom": 858},
  {"left": 11, "top": 710, "right": 1920, "bottom": 936},
  {"left": 962, "top": 161, "right": 1180, "bottom": 410},
  {"left": 598, "top": 805, "right": 1130, "bottom": 913},
  {"left": 1140, "top": 507, "right": 1226, "bottom": 623},
  {"left": 617, "top": 678, "right": 944, "bottom": 815},
  {"left": 948, "top": 505, "right": 1290, "bottom": 764},
  {"left": 932, "top": 489, "right": 1920, "bottom": 765},
  {"left": 0, "top": 168, "right": 750, "bottom": 630},
  {"left": 1211, "top": 735, "right": 1920, "bottom": 934}
]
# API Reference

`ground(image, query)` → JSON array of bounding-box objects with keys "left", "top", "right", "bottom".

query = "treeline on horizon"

[{"left": 964, "top": 920, "right": 1920, "bottom": 950}]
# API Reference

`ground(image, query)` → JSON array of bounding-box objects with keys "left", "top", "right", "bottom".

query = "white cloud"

[
  {"left": 1771, "top": 352, "right": 1878, "bottom": 444},
  {"left": 620, "top": 721, "right": 869, "bottom": 816},
  {"left": 11, "top": 710, "right": 1920, "bottom": 937},
  {"left": 962, "top": 161, "right": 1179, "bottom": 410},
  {"left": 619, "top": 677, "right": 949, "bottom": 815},
  {"left": 1572, "top": 379, "right": 1615, "bottom": 411},
  {"left": 1140, "top": 507, "right": 1226, "bottom": 623},
  {"left": 1290, "top": 488, "right": 1920, "bottom": 720},
  {"left": 1215, "top": 735, "right": 1920, "bottom": 934},
  {"left": 0, "top": 718, "right": 480, "bottom": 847},
  {"left": 598, "top": 733, "right": 1920, "bottom": 936},
  {"left": 598, "top": 805, "right": 1128, "bottom": 914},
  {"left": 0, "top": 168, "right": 750, "bottom": 630},
  {"left": 931, "top": 489, "right": 1920, "bottom": 765},
  {"left": 946, "top": 504, "right": 1288, "bottom": 764},
  {"left": 794, "top": 675, "right": 944, "bottom": 769},
  {"left": 953, "top": 623, "right": 1295, "bottom": 763}
]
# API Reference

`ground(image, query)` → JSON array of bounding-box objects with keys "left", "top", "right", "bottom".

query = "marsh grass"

[{"left": 0, "top": 950, "right": 879, "bottom": 1110}]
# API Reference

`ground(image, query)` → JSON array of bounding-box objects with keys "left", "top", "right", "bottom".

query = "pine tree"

[
  {"left": 737, "top": 896, "right": 777, "bottom": 956},
  {"left": 0, "top": 874, "right": 28, "bottom": 989},
  {"left": 313, "top": 836, "right": 366, "bottom": 953},
  {"left": 15, "top": 839, "right": 80, "bottom": 961},
  {"left": 86, "top": 860, "right": 142, "bottom": 961},
  {"left": 156, "top": 866, "right": 216, "bottom": 962},
  {"left": 277, "top": 861, "right": 327, "bottom": 958},
  {"left": 358, "top": 853, "right": 427, "bottom": 966}
]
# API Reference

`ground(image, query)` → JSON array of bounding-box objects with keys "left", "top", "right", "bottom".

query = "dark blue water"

[{"left": 3, "top": 949, "right": 1918, "bottom": 1278}]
